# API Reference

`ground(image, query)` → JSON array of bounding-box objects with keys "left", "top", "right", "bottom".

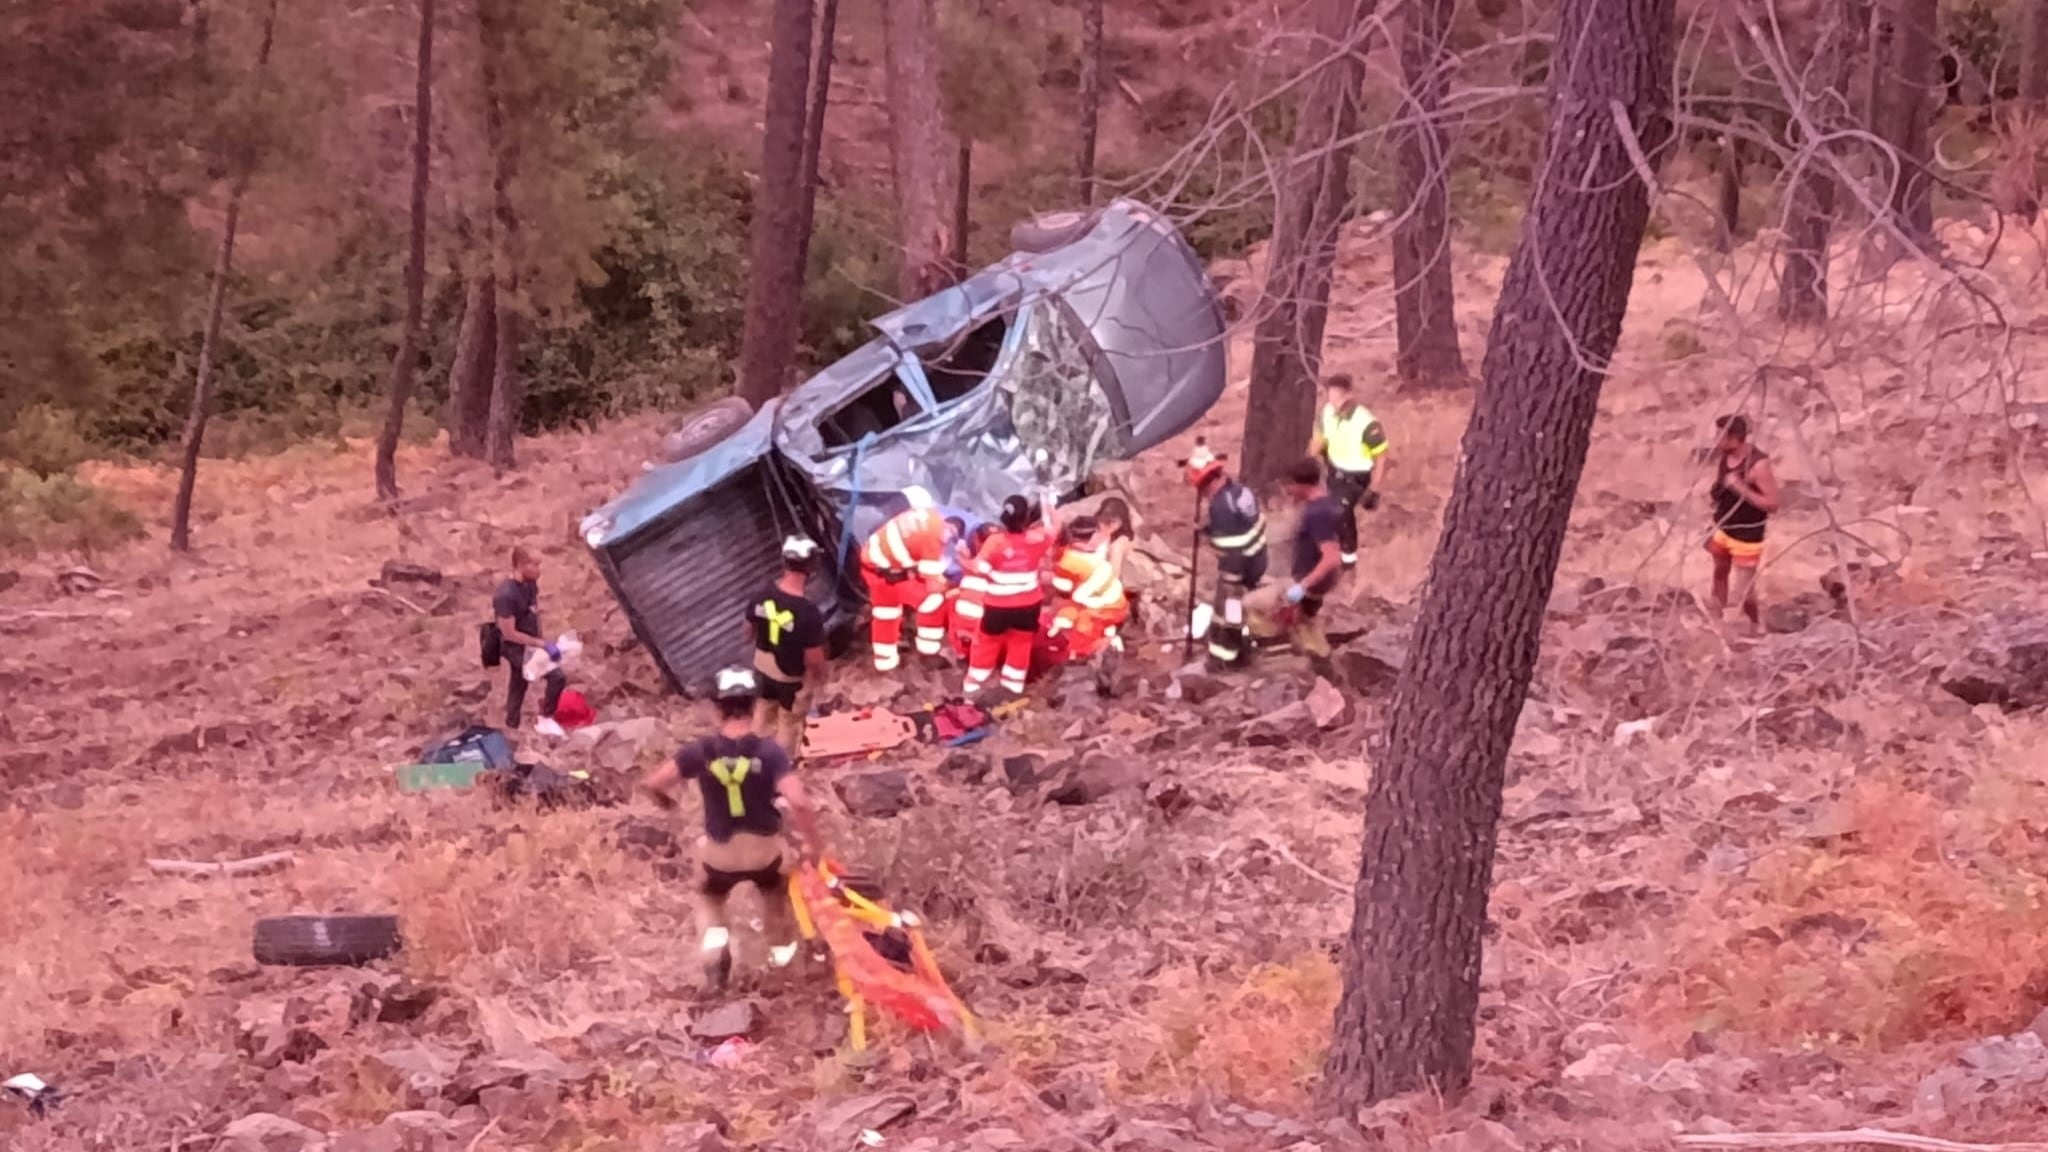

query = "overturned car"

[{"left": 580, "top": 199, "right": 1227, "bottom": 693}]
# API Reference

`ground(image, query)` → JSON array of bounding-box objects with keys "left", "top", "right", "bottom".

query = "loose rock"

[
  {"left": 1047, "top": 752, "right": 1145, "bottom": 805},
  {"left": 1940, "top": 618, "right": 2048, "bottom": 710},
  {"left": 834, "top": 770, "right": 917, "bottom": 817},
  {"left": 378, "top": 561, "right": 444, "bottom": 587},
  {"left": 690, "top": 1000, "right": 759, "bottom": 1043},
  {"left": 219, "top": 1113, "right": 329, "bottom": 1152}
]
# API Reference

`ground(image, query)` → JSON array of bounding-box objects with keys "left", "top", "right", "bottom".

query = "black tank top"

[{"left": 1712, "top": 448, "right": 1769, "bottom": 543}]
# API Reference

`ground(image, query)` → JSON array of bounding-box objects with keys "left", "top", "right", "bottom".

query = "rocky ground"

[{"left": 6, "top": 220, "right": 2048, "bottom": 1152}]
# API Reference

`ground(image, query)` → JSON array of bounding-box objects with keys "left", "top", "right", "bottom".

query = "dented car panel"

[{"left": 583, "top": 198, "right": 1225, "bottom": 693}]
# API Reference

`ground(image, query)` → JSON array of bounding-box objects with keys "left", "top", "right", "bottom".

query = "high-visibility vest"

[
  {"left": 1320, "top": 402, "right": 1389, "bottom": 474},
  {"left": 863, "top": 508, "right": 948, "bottom": 578},
  {"left": 1205, "top": 479, "right": 1268, "bottom": 579},
  {"left": 1051, "top": 542, "right": 1126, "bottom": 613},
  {"left": 974, "top": 528, "right": 1050, "bottom": 609}
]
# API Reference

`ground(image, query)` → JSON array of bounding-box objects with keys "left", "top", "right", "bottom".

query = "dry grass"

[{"left": 7, "top": 216, "right": 2048, "bottom": 1147}]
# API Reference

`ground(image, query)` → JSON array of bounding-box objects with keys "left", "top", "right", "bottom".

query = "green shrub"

[
  {"left": 0, "top": 404, "right": 99, "bottom": 477},
  {"left": 0, "top": 468, "right": 144, "bottom": 558}
]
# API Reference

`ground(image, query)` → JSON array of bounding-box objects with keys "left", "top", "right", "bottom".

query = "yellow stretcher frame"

[{"left": 788, "top": 861, "right": 980, "bottom": 1052}]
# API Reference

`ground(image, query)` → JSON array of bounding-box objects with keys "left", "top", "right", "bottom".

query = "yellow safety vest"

[{"left": 1320, "top": 403, "right": 1388, "bottom": 474}]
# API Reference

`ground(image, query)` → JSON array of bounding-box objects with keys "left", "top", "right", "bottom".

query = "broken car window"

[{"left": 999, "top": 301, "right": 1125, "bottom": 489}]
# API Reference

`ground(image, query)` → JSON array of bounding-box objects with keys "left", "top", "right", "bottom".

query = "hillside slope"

[{"left": 5, "top": 219, "right": 2048, "bottom": 1150}]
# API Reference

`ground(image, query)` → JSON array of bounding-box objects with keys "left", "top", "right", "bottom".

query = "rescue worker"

[
  {"left": 1305, "top": 373, "right": 1388, "bottom": 572},
  {"left": 1186, "top": 439, "right": 1268, "bottom": 669},
  {"left": 641, "top": 668, "right": 821, "bottom": 992},
  {"left": 965, "top": 494, "right": 1056, "bottom": 697},
  {"left": 860, "top": 486, "right": 957, "bottom": 672},
  {"left": 1048, "top": 515, "right": 1129, "bottom": 695},
  {"left": 1246, "top": 459, "right": 1344, "bottom": 677},
  {"left": 1706, "top": 414, "right": 1780, "bottom": 634},
  {"left": 746, "top": 536, "right": 828, "bottom": 756},
  {"left": 945, "top": 522, "right": 998, "bottom": 660}
]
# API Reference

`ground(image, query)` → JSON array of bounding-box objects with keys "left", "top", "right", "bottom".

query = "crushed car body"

[{"left": 581, "top": 199, "right": 1227, "bottom": 693}]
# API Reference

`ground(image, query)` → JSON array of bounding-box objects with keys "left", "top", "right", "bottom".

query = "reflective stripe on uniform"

[
  {"left": 873, "top": 645, "right": 901, "bottom": 670},
  {"left": 1210, "top": 517, "right": 1267, "bottom": 552}
]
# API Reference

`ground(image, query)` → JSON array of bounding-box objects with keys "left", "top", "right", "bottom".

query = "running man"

[{"left": 1706, "top": 414, "right": 1780, "bottom": 634}]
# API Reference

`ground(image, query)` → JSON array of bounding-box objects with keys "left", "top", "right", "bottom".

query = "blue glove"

[
  {"left": 544, "top": 642, "right": 562, "bottom": 662},
  {"left": 1284, "top": 584, "right": 1306, "bottom": 605}
]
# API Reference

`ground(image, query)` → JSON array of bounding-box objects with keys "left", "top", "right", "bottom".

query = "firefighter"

[
  {"left": 640, "top": 667, "right": 821, "bottom": 992},
  {"left": 1305, "top": 372, "right": 1388, "bottom": 572},
  {"left": 859, "top": 486, "right": 958, "bottom": 672},
  {"left": 1185, "top": 440, "right": 1269, "bottom": 669},
  {"left": 1048, "top": 514, "right": 1129, "bottom": 694},
  {"left": 965, "top": 494, "right": 1055, "bottom": 697}
]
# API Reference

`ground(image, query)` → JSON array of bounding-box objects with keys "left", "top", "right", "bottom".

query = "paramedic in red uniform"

[{"left": 965, "top": 495, "right": 1055, "bottom": 697}]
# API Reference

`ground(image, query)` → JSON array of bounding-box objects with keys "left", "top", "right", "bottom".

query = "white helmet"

[{"left": 901, "top": 485, "right": 935, "bottom": 511}]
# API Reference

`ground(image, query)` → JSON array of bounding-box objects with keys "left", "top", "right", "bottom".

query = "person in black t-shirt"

[
  {"left": 747, "top": 536, "right": 829, "bottom": 756},
  {"left": 1247, "top": 458, "right": 1344, "bottom": 675},
  {"left": 491, "top": 546, "right": 566, "bottom": 730},
  {"left": 641, "top": 668, "right": 820, "bottom": 990}
]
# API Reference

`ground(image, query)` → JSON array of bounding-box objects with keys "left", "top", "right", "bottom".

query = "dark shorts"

[
  {"left": 980, "top": 603, "right": 1042, "bottom": 637},
  {"left": 702, "top": 858, "right": 786, "bottom": 900},
  {"left": 757, "top": 675, "right": 801, "bottom": 710}
]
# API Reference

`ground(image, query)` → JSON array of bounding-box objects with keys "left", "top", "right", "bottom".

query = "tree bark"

[
  {"left": 477, "top": 0, "right": 523, "bottom": 472},
  {"left": 375, "top": 0, "right": 436, "bottom": 500},
  {"left": 794, "top": 0, "right": 840, "bottom": 279},
  {"left": 1777, "top": 0, "right": 1856, "bottom": 325},
  {"left": 1077, "top": 0, "right": 1104, "bottom": 205},
  {"left": 881, "top": 0, "right": 956, "bottom": 301},
  {"left": 952, "top": 138, "right": 972, "bottom": 272},
  {"left": 1242, "top": 0, "right": 1377, "bottom": 492},
  {"left": 1885, "top": 0, "right": 1938, "bottom": 238},
  {"left": 1392, "top": 0, "right": 1466, "bottom": 390},
  {"left": 1321, "top": 0, "right": 1673, "bottom": 1112},
  {"left": 737, "top": 0, "right": 816, "bottom": 409},
  {"left": 169, "top": 0, "right": 280, "bottom": 552},
  {"left": 2025, "top": 0, "right": 2048, "bottom": 108},
  {"left": 1715, "top": 134, "right": 1742, "bottom": 250},
  {"left": 446, "top": 274, "right": 496, "bottom": 458}
]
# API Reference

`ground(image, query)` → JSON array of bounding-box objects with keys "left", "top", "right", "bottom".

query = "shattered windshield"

[{"left": 1000, "top": 299, "right": 1126, "bottom": 487}]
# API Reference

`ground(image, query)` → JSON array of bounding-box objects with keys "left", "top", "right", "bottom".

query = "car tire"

[
  {"left": 253, "top": 914, "right": 402, "bottom": 967},
  {"left": 1010, "top": 209, "right": 1104, "bottom": 254},
  {"left": 657, "top": 397, "right": 753, "bottom": 464}
]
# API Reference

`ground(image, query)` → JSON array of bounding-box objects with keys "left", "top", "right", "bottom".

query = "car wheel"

[
  {"left": 657, "top": 397, "right": 753, "bottom": 464},
  {"left": 253, "top": 914, "right": 402, "bottom": 967},
  {"left": 1010, "top": 209, "right": 1104, "bottom": 254}
]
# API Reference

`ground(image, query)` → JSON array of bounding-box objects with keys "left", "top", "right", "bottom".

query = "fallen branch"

[
  {"left": 1250, "top": 836, "right": 1350, "bottom": 895},
  {"left": 362, "top": 587, "right": 428, "bottom": 615},
  {"left": 1677, "top": 1129, "right": 2048, "bottom": 1152},
  {"left": 1116, "top": 76, "right": 1145, "bottom": 108},
  {"left": 147, "top": 852, "right": 296, "bottom": 878}
]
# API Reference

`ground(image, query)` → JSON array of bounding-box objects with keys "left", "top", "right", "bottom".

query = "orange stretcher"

[
  {"left": 800, "top": 709, "right": 918, "bottom": 760},
  {"left": 787, "top": 859, "right": 978, "bottom": 1052}
]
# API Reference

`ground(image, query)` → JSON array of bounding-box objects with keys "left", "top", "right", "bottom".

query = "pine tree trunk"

[
  {"left": 795, "top": 0, "right": 840, "bottom": 279},
  {"left": 1392, "top": 0, "right": 1465, "bottom": 390},
  {"left": 738, "top": 0, "right": 817, "bottom": 409},
  {"left": 1077, "top": 0, "right": 1104, "bottom": 205},
  {"left": 478, "top": 0, "right": 523, "bottom": 472},
  {"left": 2026, "top": 0, "right": 2048, "bottom": 108},
  {"left": 1887, "top": 0, "right": 1938, "bottom": 238},
  {"left": 881, "top": 0, "right": 957, "bottom": 301},
  {"left": 375, "top": 0, "right": 436, "bottom": 500},
  {"left": 1715, "top": 134, "right": 1742, "bottom": 250},
  {"left": 953, "top": 138, "right": 972, "bottom": 273},
  {"left": 446, "top": 273, "right": 496, "bottom": 458},
  {"left": 1321, "top": 0, "right": 1673, "bottom": 1111},
  {"left": 1777, "top": 0, "right": 1855, "bottom": 325},
  {"left": 1243, "top": 0, "right": 1377, "bottom": 492},
  {"left": 170, "top": 0, "right": 280, "bottom": 552}
]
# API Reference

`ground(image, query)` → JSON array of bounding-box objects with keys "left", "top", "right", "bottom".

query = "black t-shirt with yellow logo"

[
  {"left": 748, "top": 586, "right": 825, "bottom": 680},
  {"left": 675, "top": 733, "right": 790, "bottom": 841}
]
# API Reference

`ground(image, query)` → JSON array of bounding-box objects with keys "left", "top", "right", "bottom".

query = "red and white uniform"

[
  {"left": 860, "top": 507, "right": 949, "bottom": 671},
  {"left": 964, "top": 527, "right": 1052, "bottom": 695},
  {"left": 1048, "top": 540, "right": 1128, "bottom": 661},
  {"left": 944, "top": 570, "right": 988, "bottom": 659}
]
